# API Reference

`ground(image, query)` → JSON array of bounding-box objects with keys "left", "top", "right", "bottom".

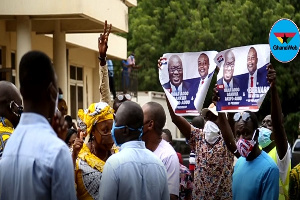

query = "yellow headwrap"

[{"left": 77, "top": 102, "right": 114, "bottom": 135}]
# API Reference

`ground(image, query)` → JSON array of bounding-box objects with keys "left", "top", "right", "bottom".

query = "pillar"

[
  {"left": 53, "top": 20, "right": 67, "bottom": 98},
  {"left": 16, "top": 16, "right": 31, "bottom": 88}
]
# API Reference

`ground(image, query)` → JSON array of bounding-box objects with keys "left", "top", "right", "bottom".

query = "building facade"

[{"left": 0, "top": 0, "right": 136, "bottom": 119}]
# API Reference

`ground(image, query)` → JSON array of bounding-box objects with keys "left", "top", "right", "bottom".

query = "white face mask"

[
  {"left": 54, "top": 92, "right": 59, "bottom": 115},
  {"left": 203, "top": 121, "right": 220, "bottom": 144}
]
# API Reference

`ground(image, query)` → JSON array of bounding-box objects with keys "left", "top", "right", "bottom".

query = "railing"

[{"left": 110, "top": 67, "right": 138, "bottom": 99}]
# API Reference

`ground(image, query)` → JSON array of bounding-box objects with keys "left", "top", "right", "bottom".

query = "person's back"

[
  {"left": 0, "top": 113, "right": 74, "bottom": 199},
  {"left": 99, "top": 101, "right": 169, "bottom": 200},
  {"left": 100, "top": 141, "right": 169, "bottom": 200},
  {"left": 154, "top": 138, "right": 179, "bottom": 176},
  {"left": 0, "top": 51, "right": 76, "bottom": 200}
]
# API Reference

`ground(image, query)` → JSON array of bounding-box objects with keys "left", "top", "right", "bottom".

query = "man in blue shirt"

[
  {"left": 216, "top": 109, "right": 279, "bottom": 200},
  {"left": 0, "top": 51, "right": 76, "bottom": 200},
  {"left": 121, "top": 59, "right": 130, "bottom": 93},
  {"left": 99, "top": 101, "right": 169, "bottom": 200}
]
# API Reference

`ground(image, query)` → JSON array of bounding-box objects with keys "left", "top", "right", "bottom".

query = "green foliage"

[{"left": 126, "top": 0, "right": 300, "bottom": 141}]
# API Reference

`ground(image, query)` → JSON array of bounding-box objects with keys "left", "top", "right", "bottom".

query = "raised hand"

[
  {"left": 72, "top": 129, "right": 85, "bottom": 166},
  {"left": 157, "top": 57, "right": 166, "bottom": 69},
  {"left": 266, "top": 63, "right": 276, "bottom": 87},
  {"left": 98, "top": 20, "right": 112, "bottom": 66}
]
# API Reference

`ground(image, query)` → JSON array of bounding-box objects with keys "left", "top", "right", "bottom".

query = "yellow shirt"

[
  {"left": 0, "top": 117, "right": 14, "bottom": 155},
  {"left": 268, "top": 147, "right": 291, "bottom": 200}
]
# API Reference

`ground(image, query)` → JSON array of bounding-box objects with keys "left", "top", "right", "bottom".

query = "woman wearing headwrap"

[{"left": 73, "top": 102, "right": 116, "bottom": 200}]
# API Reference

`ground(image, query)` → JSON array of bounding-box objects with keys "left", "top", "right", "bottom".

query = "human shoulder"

[
  {"left": 260, "top": 151, "right": 279, "bottom": 169},
  {"left": 154, "top": 139, "right": 177, "bottom": 160},
  {"left": 158, "top": 139, "right": 176, "bottom": 152},
  {"left": 217, "top": 78, "right": 223, "bottom": 85},
  {"left": 162, "top": 81, "right": 171, "bottom": 89}
]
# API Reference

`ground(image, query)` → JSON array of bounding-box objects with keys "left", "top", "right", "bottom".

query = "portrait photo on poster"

[
  {"left": 214, "top": 44, "right": 271, "bottom": 112},
  {"left": 159, "top": 51, "right": 218, "bottom": 116}
]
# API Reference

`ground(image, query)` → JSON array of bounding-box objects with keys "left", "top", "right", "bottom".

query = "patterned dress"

[
  {"left": 189, "top": 128, "right": 234, "bottom": 200},
  {"left": 75, "top": 144, "right": 118, "bottom": 200},
  {"left": 0, "top": 117, "right": 14, "bottom": 159},
  {"left": 289, "top": 163, "right": 300, "bottom": 200},
  {"left": 179, "top": 164, "right": 193, "bottom": 200}
]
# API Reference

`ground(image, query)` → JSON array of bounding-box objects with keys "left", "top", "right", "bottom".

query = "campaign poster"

[
  {"left": 214, "top": 44, "right": 270, "bottom": 112},
  {"left": 159, "top": 51, "right": 218, "bottom": 116}
]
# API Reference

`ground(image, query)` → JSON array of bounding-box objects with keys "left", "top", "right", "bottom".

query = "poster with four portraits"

[{"left": 159, "top": 44, "right": 271, "bottom": 116}]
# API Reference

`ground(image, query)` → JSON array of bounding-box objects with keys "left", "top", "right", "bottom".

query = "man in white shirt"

[{"left": 142, "top": 101, "right": 180, "bottom": 200}]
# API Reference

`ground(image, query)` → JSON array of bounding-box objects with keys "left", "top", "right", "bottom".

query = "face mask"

[
  {"left": 111, "top": 121, "right": 143, "bottom": 147},
  {"left": 58, "top": 94, "right": 63, "bottom": 100},
  {"left": 236, "top": 130, "right": 257, "bottom": 157},
  {"left": 54, "top": 92, "right": 59, "bottom": 115},
  {"left": 203, "top": 121, "right": 220, "bottom": 144},
  {"left": 258, "top": 127, "right": 272, "bottom": 148}
]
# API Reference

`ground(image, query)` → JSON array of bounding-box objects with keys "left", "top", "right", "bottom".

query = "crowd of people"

[{"left": 0, "top": 20, "right": 299, "bottom": 200}]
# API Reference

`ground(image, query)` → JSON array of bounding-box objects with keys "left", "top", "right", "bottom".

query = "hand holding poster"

[
  {"left": 159, "top": 51, "right": 217, "bottom": 116},
  {"left": 214, "top": 44, "right": 270, "bottom": 112}
]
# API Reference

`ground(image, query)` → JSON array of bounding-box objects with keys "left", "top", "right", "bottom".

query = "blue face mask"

[
  {"left": 258, "top": 127, "right": 273, "bottom": 148},
  {"left": 111, "top": 121, "right": 144, "bottom": 147}
]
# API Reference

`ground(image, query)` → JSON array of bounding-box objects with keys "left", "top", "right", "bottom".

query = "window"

[{"left": 70, "top": 65, "right": 84, "bottom": 119}]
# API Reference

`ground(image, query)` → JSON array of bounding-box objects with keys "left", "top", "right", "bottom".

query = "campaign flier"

[
  {"left": 159, "top": 51, "right": 218, "bottom": 116},
  {"left": 214, "top": 44, "right": 270, "bottom": 112}
]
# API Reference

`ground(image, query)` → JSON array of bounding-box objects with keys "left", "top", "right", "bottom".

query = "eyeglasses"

[
  {"left": 94, "top": 126, "right": 111, "bottom": 136},
  {"left": 117, "top": 94, "right": 131, "bottom": 101},
  {"left": 233, "top": 112, "right": 251, "bottom": 122},
  {"left": 10, "top": 101, "right": 23, "bottom": 117},
  {"left": 224, "top": 61, "right": 235, "bottom": 69},
  {"left": 169, "top": 66, "right": 183, "bottom": 73},
  {"left": 262, "top": 119, "right": 272, "bottom": 127}
]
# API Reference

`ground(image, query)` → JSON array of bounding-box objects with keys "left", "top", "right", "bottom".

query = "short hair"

[
  {"left": 64, "top": 115, "right": 73, "bottom": 128},
  {"left": 199, "top": 53, "right": 209, "bottom": 61},
  {"left": 59, "top": 88, "right": 63, "bottom": 95},
  {"left": 224, "top": 50, "right": 235, "bottom": 61},
  {"left": 191, "top": 116, "right": 205, "bottom": 129},
  {"left": 19, "top": 51, "right": 55, "bottom": 101},
  {"left": 65, "top": 128, "right": 77, "bottom": 144},
  {"left": 247, "top": 111, "right": 259, "bottom": 130},
  {"left": 118, "top": 101, "right": 144, "bottom": 129},
  {"left": 249, "top": 47, "right": 257, "bottom": 55},
  {"left": 145, "top": 102, "right": 166, "bottom": 131},
  {"left": 168, "top": 55, "right": 182, "bottom": 69},
  {"left": 162, "top": 129, "right": 172, "bottom": 141}
]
